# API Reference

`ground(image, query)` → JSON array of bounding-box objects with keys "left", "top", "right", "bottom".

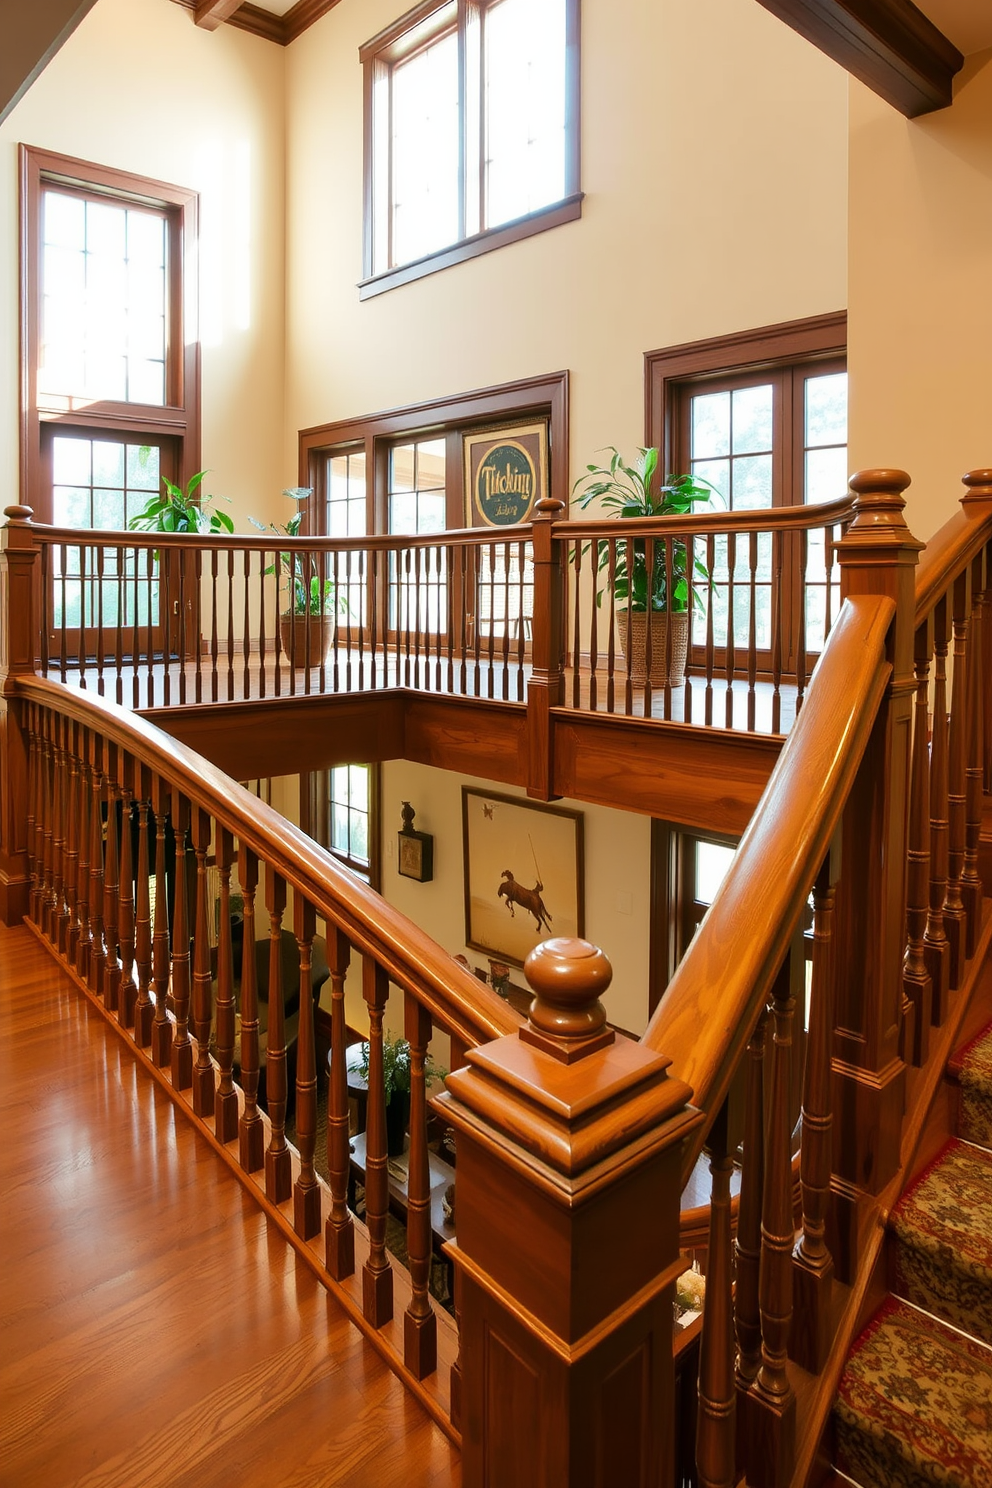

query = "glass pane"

[
  {"left": 391, "top": 29, "right": 460, "bottom": 266},
  {"left": 805, "top": 446, "right": 848, "bottom": 505},
  {"left": 389, "top": 492, "right": 417, "bottom": 533},
  {"left": 485, "top": 0, "right": 566, "bottom": 228},
  {"left": 53, "top": 485, "right": 91, "bottom": 527},
  {"left": 417, "top": 439, "right": 446, "bottom": 486},
  {"left": 731, "top": 453, "right": 773, "bottom": 509},
  {"left": 128, "top": 358, "right": 166, "bottom": 404},
  {"left": 805, "top": 372, "right": 848, "bottom": 447},
  {"left": 126, "top": 443, "right": 160, "bottom": 491},
  {"left": 92, "top": 489, "right": 126, "bottom": 529},
  {"left": 416, "top": 492, "right": 446, "bottom": 534},
  {"left": 691, "top": 458, "right": 730, "bottom": 506},
  {"left": 731, "top": 384, "right": 773, "bottom": 455},
  {"left": 44, "top": 192, "right": 85, "bottom": 250},
  {"left": 696, "top": 841, "right": 734, "bottom": 904},
  {"left": 348, "top": 764, "right": 368, "bottom": 811},
  {"left": 691, "top": 392, "right": 730, "bottom": 460},
  {"left": 92, "top": 440, "right": 124, "bottom": 488},
  {"left": 127, "top": 210, "right": 165, "bottom": 267},
  {"left": 53, "top": 435, "right": 91, "bottom": 486},
  {"left": 390, "top": 444, "right": 416, "bottom": 493}
]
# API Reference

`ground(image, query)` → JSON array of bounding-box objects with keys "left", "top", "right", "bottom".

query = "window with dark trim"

[
  {"left": 359, "top": 0, "right": 581, "bottom": 298},
  {"left": 645, "top": 314, "right": 848, "bottom": 672},
  {"left": 20, "top": 145, "right": 200, "bottom": 522},
  {"left": 305, "top": 765, "right": 381, "bottom": 889}
]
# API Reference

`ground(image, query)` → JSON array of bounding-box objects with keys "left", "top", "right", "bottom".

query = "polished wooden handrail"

[
  {"left": 641, "top": 592, "right": 894, "bottom": 1175},
  {"left": 12, "top": 674, "right": 520, "bottom": 1052},
  {"left": 556, "top": 492, "right": 855, "bottom": 541}
]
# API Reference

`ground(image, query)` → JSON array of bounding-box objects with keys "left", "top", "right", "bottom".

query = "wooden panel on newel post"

[
  {"left": 0, "top": 506, "right": 40, "bottom": 924},
  {"left": 438, "top": 937, "right": 701, "bottom": 1488},
  {"left": 829, "top": 470, "right": 921, "bottom": 1281}
]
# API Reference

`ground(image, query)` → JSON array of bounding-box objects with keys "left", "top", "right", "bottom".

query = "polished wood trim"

[
  {"left": 645, "top": 312, "right": 847, "bottom": 472},
  {"left": 171, "top": 0, "right": 344, "bottom": 43},
  {"left": 194, "top": 0, "right": 244, "bottom": 30},
  {"left": 750, "top": 0, "right": 962, "bottom": 117},
  {"left": 358, "top": 196, "right": 584, "bottom": 299}
]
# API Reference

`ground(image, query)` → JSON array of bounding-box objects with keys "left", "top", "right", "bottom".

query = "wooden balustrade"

[
  {"left": 13, "top": 671, "right": 520, "bottom": 1439},
  {"left": 2, "top": 467, "right": 991, "bottom": 1487}
]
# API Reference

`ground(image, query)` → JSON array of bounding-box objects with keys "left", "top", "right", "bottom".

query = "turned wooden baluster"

[
  {"left": 925, "top": 594, "right": 951, "bottom": 1021},
  {"left": 943, "top": 568, "right": 970, "bottom": 987},
  {"left": 150, "top": 782, "right": 173, "bottom": 1066},
  {"left": 42, "top": 715, "right": 59, "bottom": 939},
  {"left": 102, "top": 748, "right": 121, "bottom": 1016},
  {"left": 133, "top": 790, "right": 154, "bottom": 1048},
  {"left": 74, "top": 739, "right": 92, "bottom": 981},
  {"left": 404, "top": 991, "right": 437, "bottom": 1380},
  {"left": 169, "top": 793, "right": 193, "bottom": 1090},
  {"left": 87, "top": 733, "right": 106, "bottom": 998},
  {"left": 735, "top": 1007, "right": 768, "bottom": 1404},
  {"left": 962, "top": 467, "right": 992, "bottom": 803},
  {"left": 191, "top": 808, "right": 216, "bottom": 1117},
  {"left": 238, "top": 846, "right": 264, "bottom": 1173},
  {"left": 26, "top": 712, "right": 41, "bottom": 925},
  {"left": 264, "top": 868, "right": 292, "bottom": 1204},
  {"left": 960, "top": 545, "right": 986, "bottom": 948},
  {"left": 31, "top": 710, "right": 49, "bottom": 931},
  {"left": 292, "top": 898, "right": 321, "bottom": 1239},
  {"left": 696, "top": 1101, "right": 737, "bottom": 1488},
  {"left": 56, "top": 719, "right": 74, "bottom": 956},
  {"left": 903, "top": 624, "right": 934, "bottom": 1066},
  {"left": 363, "top": 958, "right": 393, "bottom": 1327},
  {"left": 324, "top": 924, "right": 355, "bottom": 1280},
  {"left": 746, "top": 955, "right": 798, "bottom": 1488},
  {"left": 117, "top": 781, "right": 137, "bottom": 1029},
  {"left": 213, "top": 827, "right": 239, "bottom": 1143},
  {"left": 792, "top": 856, "right": 837, "bottom": 1373}
]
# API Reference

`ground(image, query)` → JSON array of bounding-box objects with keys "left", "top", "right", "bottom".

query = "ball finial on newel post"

[{"left": 519, "top": 936, "right": 616, "bottom": 1064}]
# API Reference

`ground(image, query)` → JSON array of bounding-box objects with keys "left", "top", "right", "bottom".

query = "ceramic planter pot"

[{"left": 279, "top": 611, "right": 334, "bottom": 667}]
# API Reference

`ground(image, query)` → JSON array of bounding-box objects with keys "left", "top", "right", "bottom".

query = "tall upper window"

[
  {"left": 360, "top": 0, "right": 580, "bottom": 297},
  {"left": 20, "top": 146, "right": 199, "bottom": 523}
]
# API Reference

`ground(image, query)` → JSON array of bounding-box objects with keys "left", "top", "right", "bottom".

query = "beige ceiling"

[{"left": 918, "top": 0, "right": 992, "bottom": 56}]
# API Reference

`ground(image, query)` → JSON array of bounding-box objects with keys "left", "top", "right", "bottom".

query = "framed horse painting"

[{"left": 462, "top": 788, "right": 584, "bottom": 969}]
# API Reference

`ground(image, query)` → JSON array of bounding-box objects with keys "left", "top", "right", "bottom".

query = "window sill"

[{"left": 358, "top": 194, "right": 583, "bottom": 300}]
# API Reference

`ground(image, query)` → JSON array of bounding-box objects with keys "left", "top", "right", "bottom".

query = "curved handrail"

[
  {"left": 23, "top": 489, "right": 855, "bottom": 554},
  {"left": 915, "top": 493, "right": 992, "bottom": 627},
  {"left": 13, "top": 674, "right": 522, "bottom": 1052},
  {"left": 640, "top": 593, "right": 894, "bottom": 1178}
]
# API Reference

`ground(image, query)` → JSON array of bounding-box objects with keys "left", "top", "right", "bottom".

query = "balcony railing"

[{"left": 22, "top": 493, "right": 853, "bottom": 735}]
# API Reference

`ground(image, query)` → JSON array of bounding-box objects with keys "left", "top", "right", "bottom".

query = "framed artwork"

[
  {"left": 463, "top": 421, "right": 548, "bottom": 528},
  {"left": 462, "top": 788, "right": 583, "bottom": 968}
]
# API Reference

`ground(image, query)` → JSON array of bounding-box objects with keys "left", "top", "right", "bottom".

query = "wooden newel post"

[
  {"left": 526, "top": 497, "right": 566, "bottom": 801},
  {"left": 829, "top": 470, "right": 921, "bottom": 1278},
  {"left": 438, "top": 936, "right": 701, "bottom": 1488},
  {"left": 1, "top": 506, "right": 40, "bottom": 924}
]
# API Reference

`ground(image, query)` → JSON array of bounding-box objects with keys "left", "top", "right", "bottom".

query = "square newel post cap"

[{"left": 440, "top": 937, "right": 699, "bottom": 1182}]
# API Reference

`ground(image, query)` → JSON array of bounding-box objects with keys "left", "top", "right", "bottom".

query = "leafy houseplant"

[
  {"left": 358, "top": 1033, "right": 447, "bottom": 1157},
  {"left": 128, "top": 471, "right": 234, "bottom": 536},
  {"left": 250, "top": 488, "right": 350, "bottom": 667},
  {"left": 572, "top": 448, "right": 718, "bottom": 686}
]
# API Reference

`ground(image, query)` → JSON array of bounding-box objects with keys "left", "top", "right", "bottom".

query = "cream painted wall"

[
  {"left": 0, "top": 0, "right": 289, "bottom": 528},
  {"left": 284, "top": 0, "right": 849, "bottom": 480},
  {"left": 848, "top": 51, "right": 992, "bottom": 542},
  {"left": 380, "top": 760, "right": 654, "bottom": 1036}
]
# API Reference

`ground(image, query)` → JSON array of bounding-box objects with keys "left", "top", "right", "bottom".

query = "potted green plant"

[
  {"left": 572, "top": 448, "right": 718, "bottom": 686},
  {"left": 251, "top": 488, "right": 350, "bottom": 667},
  {"left": 128, "top": 470, "right": 234, "bottom": 536},
  {"left": 358, "top": 1032, "right": 447, "bottom": 1157}
]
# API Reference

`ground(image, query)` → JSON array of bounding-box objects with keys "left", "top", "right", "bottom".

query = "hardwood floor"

[{"left": 0, "top": 922, "right": 460, "bottom": 1488}]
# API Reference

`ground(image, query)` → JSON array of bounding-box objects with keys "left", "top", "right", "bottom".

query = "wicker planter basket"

[
  {"left": 619, "top": 610, "right": 689, "bottom": 687},
  {"left": 279, "top": 612, "right": 334, "bottom": 668}
]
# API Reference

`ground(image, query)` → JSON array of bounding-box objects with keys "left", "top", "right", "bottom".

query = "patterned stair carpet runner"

[
  {"left": 950, "top": 1022, "right": 992, "bottom": 1148},
  {"left": 890, "top": 1138, "right": 992, "bottom": 1347},
  {"left": 833, "top": 1297, "right": 992, "bottom": 1488}
]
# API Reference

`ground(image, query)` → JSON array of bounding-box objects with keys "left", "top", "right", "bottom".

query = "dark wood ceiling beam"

[
  {"left": 752, "top": 0, "right": 963, "bottom": 116},
  {"left": 194, "top": 0, "right": 245, "bottom": 31}
]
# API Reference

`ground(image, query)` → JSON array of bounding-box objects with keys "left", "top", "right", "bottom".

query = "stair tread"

[
  {"left": 834, "top": 1296, "right": 992, "bottom": 1488},
  {"left": 890, "top": 1138, "right": 992, "bottom": 1346}
]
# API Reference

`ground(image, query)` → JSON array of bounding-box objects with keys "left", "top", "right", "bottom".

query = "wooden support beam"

[
  {"left": 194, "top": 0, "right": 245, "bottom": 31},
  {"left": 752, "top": 0, "right": 963, "bottom": 117}
]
